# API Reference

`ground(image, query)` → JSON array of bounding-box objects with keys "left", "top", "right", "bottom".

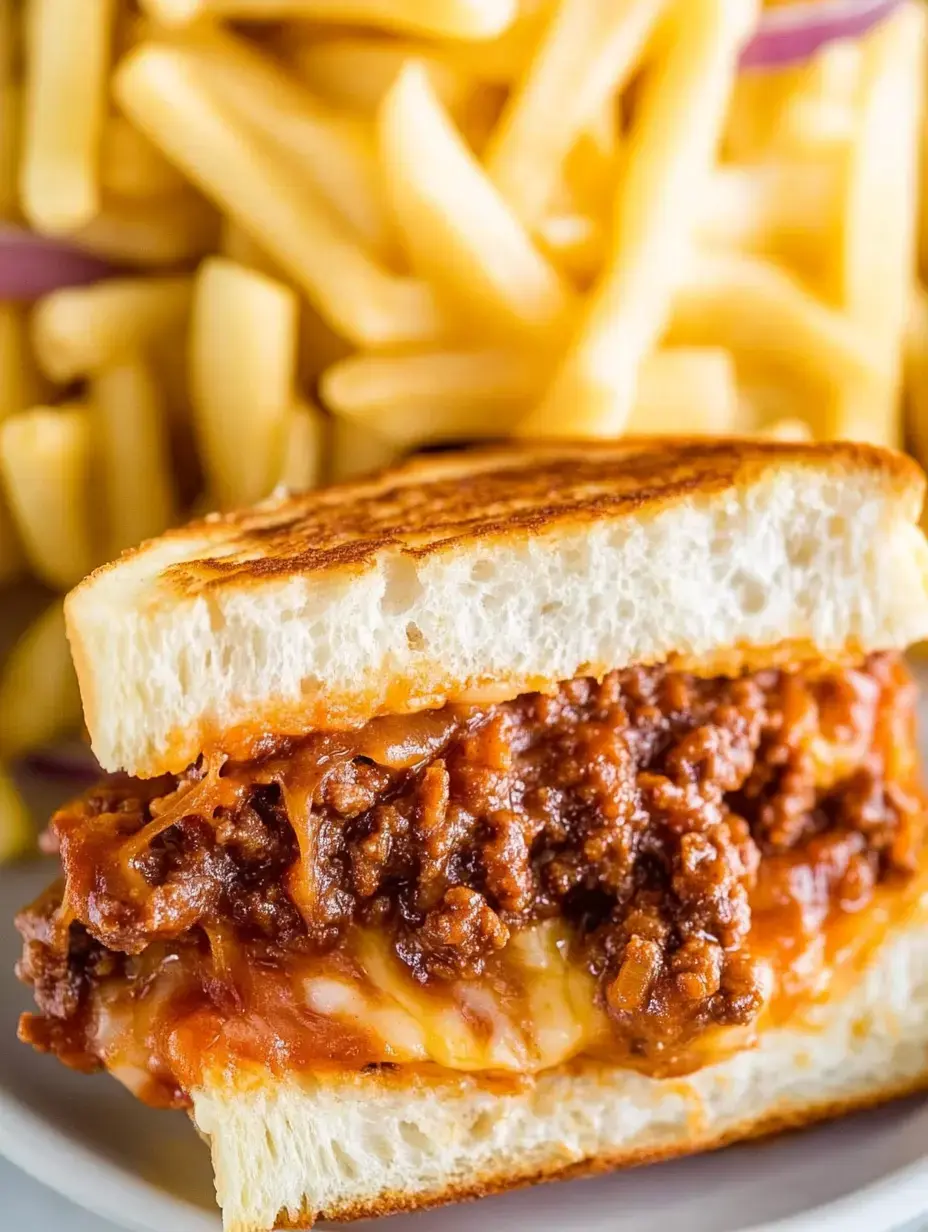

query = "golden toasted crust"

[
  {"left": 65, "top": 435, "right": 928, "bottom": 777},
  {"left": 276, "top": 1070, "right": 928, "bottom": 1228},
  {"left": 71, "top": 437, "right": 924, "bottom": 601}
]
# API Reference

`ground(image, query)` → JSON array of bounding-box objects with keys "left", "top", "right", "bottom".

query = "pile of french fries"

[{"left": 0, "top": 0, "right": 927, "bottom": 857}]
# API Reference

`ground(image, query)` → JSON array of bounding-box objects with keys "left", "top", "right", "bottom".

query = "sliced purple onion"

[
  {"left": 0, "top": 225, "right": 114, "bottom": 301},
  {"left": 741, "top": 0, "right": 904, "bottom": 69},
  {"left": 21, "top": 744, "right": 100, "bottom": 784}
]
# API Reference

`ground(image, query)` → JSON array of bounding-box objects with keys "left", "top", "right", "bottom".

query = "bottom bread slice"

[{"left": 192, "top": 919, "right": 928, "bottom": 1232}]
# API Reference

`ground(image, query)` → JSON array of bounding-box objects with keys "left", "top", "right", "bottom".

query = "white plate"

[{"left": 3, "top": 747, "right": 928, "bottom": 1232}]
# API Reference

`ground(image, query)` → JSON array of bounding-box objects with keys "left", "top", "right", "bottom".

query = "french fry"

[
  {"left": 725, "top": 42, "right": 860, "bottom": 164},
  {"left": 0, "top": 770, "right": 33, "bottom": 864},
  {"left": 535, "top": 212, "right": 604, "bottom": 286},
  {"left": 190, "top": 257, "right": 299, "bottom": 509},
  {"left": 328, "top": 414, "right": 400, "bottom": 483},
  {"left": 148, "top": 320, "right": 192, "bottom": 424},
  {"left": 0, "top": 496, "right": 25, "bottom": 587},
  {"left": 485, "top": 0, "right": 664, "bottom": 227},
  {"left": 32, "top": 276, "right": 193, "bottom": 383},
  {"left": 322, "top": 349, "right": 546, "bottom": 444},
  {"left": 91, "top": 358, "right": 176, "bottom": 556},
  {"left": 724, "top": 68, "right": 786, "bottom": 162},
  {"left": 141, "top": 0, "right": 518, "bottom": 38},
  {"left": 699, "top": 163, "right": 840, "bottom": 263},
  {"left": 0, "top": 83, "right": 21, "bottom": 221},
  {"left": 219, "top": 218, "right": 285, "bottom": 280},
  {"left": 174, "top": 28, "right": 397, "bottom": 262},
  {"left": 0, "top": 406, "right": 97, "bottom": 590},
  {"left": 0, "top": 0, "right": 18, "bottom": 90},
  {"left": 289, "top": 36, "right": 473, "bottom": 120},
  {"left": 279, "top": 400, "right": 326, "bottom": 492},
  {"left": 541, "top": 162, "right": 842, "bottom": 284},
  {"left": 838, "top": 4, "right": 926, "bottom": 367},
  {"left": 380, "top": 63, "right": 575, "bottom": 341},
  {"left": 298, "top": 301, "right": 352, "bottom": 387},
  {"left": 767, "top": 96, "right": 856, "bottom": 162},
  {"left": 0, "top": 600, "right": 82, "bottom": 759},
  {"left": 563, "top": 105, "right": 621, "bottom": 218},
  {"left": 521, "top": 0, "right": 759, "bottom": 436},
  {"left": 626, "top": 347, "right": 739, "bottom": 435},
  {"left": 0, "top": 304, "right": 49, "bottom": 421},
  {"left": 920, "top": 115, "right": 928, "bottom": 284},
  {"left": 70, "top": 194, "right": 219, "bottom": 267},
  {"left": 423, "top": 0, "right": 549, "bottom": 84},
  {"left": 757, "top": 418, "right": 815, "bottom": 442},
  {"left": 21, "top": 0, "right": 117, "bottom": 233},
  {"left": 803, "top": 37, "right": 863, "bottom": 110},
  {"left": 827, "top": 380, "right": 901, "bottom": 449},
  {"left": 100, "top": 113, "right": 189, "bottom": 200},
  {"left": 905, "top": 286, "right": 928, "bottom": 468},
  {"left": 115, "top": 44, "right": 447, "bottom": 347},
  {"left": 668, "top": 251, "right": 883, "bottom": 393}
]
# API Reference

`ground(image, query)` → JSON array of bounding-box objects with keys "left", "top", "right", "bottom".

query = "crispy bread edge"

[{"left": 274, "top": 1071, "right": 928, "bottom": 1227}]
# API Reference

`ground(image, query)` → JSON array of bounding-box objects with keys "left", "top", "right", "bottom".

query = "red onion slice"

[
  {"left": 21, "top": 744, "right": 100, "bottom": 784},
  {"left": 0, "top": 225, "right": 114, "bottom": 300},
  {"left": 741, "top": 0, "right": 903, "bottom": 69}
]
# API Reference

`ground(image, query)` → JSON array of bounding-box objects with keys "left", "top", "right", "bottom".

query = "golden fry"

[
  {"left": 626, "top": 347, "right": 739, "bottom": 435},
  {"left": 116, "top": 44, "right": 446, "bottom": 347},
  {"left": 141, "top": 0, "right": 517, "bottom": 38},
  {"left": 905, "top": 287, "right": 928, "bottom": 469},
  {"left": 0, "top": 0, "right": 19, "bottom": 89},
  {"left": 21, "top": 0, "right": 117, "bottom": 232},
  {"left": 71, "top": 194, "right": 219, "bottom": 266},
  {"left": 669, "top": 251, "right": 882, "bottom": 392},
  {"left": 219, "top": 218, "right": 284, "bottom": 280},
  {"left": 535, "top": 212, "right": 604, "bottom": 286},
  {"left": 839, "top": 5, "right": 926, "bottom": 368},
  {"left": 756, "top": 418, "right": 815, "bottom": 442},
  {"left": 0, "top": 304, "right": 49, "bottom": 421},
  {"left": 0, "top": 406, "right": 97, "bottom": 590},
  {"left": 279, "top": 400, "right": 326, "bottom": 492},
  {"left": 322, "top": 348, "right": 545, "bottom": 444},
  {"left": 521, "top": 0, "right": 759, "bottom": 436},
  {"left": 380, "top": 64, "right": 575, "bottom": 341},
  {"left": 699, "top": 163, "right": 840, "bottom": 264},
  {"left": 289, "top": 36, "right": 472, "bottom": 119},
  {"left": 175, "top": 28, "right": 396, "bottom": 261},
  {"left": 0, "top": 600, "right": 82, "bottom": 759},
  {"left": 486, "top": 0, "right": 664, "bottom": 226},
  {"left": 100, "top": 113, "right": 189, "bottom": 200},
  {"left": 328, "top": 414, "right": 400, "bottom": 483},
  {"left": 32, "top": 277, "right": 193, "bottom": 382},
  {"left": 91, "top": 359, "right": 176, "bottom": 556},
  {"left": 0, "top": 83, "right": 21, "bottom": 221},
  {"left": 190, "top": 257, "right": 299, "bottom": 509}
]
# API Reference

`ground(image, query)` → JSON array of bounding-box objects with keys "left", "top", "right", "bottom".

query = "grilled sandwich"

[{"left": 16, "top": 438, "right": 928, "bottom": 1230}]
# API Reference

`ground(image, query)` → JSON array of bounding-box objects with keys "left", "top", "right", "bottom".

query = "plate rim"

[{"left": 0, "top": 1085, "right": 219, "bottom": 1232}]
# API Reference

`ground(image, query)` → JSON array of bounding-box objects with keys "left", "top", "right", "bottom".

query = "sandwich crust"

[
  {"left": 77, "top": 438, "right": 926, "bottom": 597},
  {"left": 279, "top": 1074, "right": 928, "bottom": 1227},
  {"left": 63, "top": 438, "right": 928, "bottom": 777},
  {"left": 192, "top": 900, "right": 928, "bottom": 1230}
]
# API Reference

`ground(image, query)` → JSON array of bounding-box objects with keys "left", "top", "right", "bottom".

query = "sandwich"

[{"left": 15, "top": 437, "right": 928, "bottom": 1231}]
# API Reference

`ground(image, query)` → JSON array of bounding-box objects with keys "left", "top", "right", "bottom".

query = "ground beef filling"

[{"left": 18, "top": 653, "right": 925, "bottom": 1081}]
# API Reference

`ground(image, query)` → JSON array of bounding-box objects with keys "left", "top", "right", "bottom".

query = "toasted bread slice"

[
  {"left": 192, "top": 908, "right": 928, "bottom": 1232},
  {"left": 66, "top": 438, "right": 928, "bottom": 776}
]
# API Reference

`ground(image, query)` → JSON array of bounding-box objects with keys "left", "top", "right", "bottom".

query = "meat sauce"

[{"left": 17, "top": 654, "right": 927, "bottom": 1107}]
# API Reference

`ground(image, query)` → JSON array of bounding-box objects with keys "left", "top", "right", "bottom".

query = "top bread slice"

[{"left": 66, "top": 437, "right": 928, "bottom": 777}]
